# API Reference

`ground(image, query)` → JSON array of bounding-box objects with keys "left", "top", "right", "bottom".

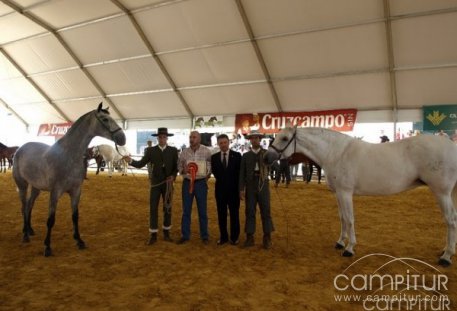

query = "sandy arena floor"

[{"left": 1, "top": 171, "right": 456, "bottom": 310}]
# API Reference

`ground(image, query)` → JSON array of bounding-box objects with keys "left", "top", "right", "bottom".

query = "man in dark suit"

[
  {"left": 124, "top": 128, "right": 178, "bottom": 245},
  {"left": 211, "top": 134, "right": 242, "bottom": 245}
]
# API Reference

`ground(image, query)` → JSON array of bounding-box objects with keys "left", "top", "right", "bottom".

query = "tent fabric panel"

[
  {"left": 27, "top": 0, "right": 121, "bottom": 29},
  {"left": 60, "top": 15, "right": 149, "bottom": 65},
  {"left": 3, "top": 34, "right": 78, "bottom": 74},
  {"left": 0, "top": 53, "right": 22, "bottom": 79},
  {"left": 181, "top": 83, "right": 278, "bottom": 115},
  {"left": 390, "top": 0, "right": 457, "bottom": 15},
  {"left": 0, "top": 77, "right": 45, "bottom": 105},
  {"left": 259, "top": 22, "right": 388, "bottom": 79},
  {"left": 159, "top": 42, "right": 265, "bottom": 87},
  {"left": 135, "top": 0, "right": 248, "bottom": 52},
  {"left": 32, "top": 69, "right": 100, "bottom": 100},
  {"left": 12, "top": 101, "right": 65, "bottom": 124},
  {"left": 392, "top": 12, "right": 457, "bottom": 67},
  {"left": 274, "top": 72, "right": 392, "bottom": 112},
  {"left": 112, "top": 92, "right": 189, "bottom": 119},
  {"left": 87, "top": 57, "right": 172, "bottom": 94},
  {"left": 243, "top": 0, "right": 384, "bottom": 37},
  {"left": 395, "top": 67, "right": 457, "bottom": 109},
  {"left": 0, "top": 11, "right": 46, "bottom": 45},
  {"left": 54, "top": 99, "right": 118, "bottom": 121}
]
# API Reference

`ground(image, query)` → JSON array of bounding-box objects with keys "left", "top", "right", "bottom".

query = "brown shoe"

[{"left": 243, "top": 234, "right": 255, "bottom": 248}]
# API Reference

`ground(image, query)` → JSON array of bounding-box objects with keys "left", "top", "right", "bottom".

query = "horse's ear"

[{"left": 97, "top": 102, "right": 103, "bottom": 112}]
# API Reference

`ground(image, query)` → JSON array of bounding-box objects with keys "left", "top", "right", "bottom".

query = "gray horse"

[{"left": 13, "top": 103, "right": 126, "bottom": 256}]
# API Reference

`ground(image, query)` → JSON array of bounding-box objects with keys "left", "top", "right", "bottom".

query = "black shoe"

[
  {"left": 263, "top": 234, "right": 272, "bottom": 249},
  {"left": 202, "top": 239, "right": 209, "bottom": 245},
  {"left": 243, "top": 234, "right": 255, "bottom": 248},
  {"left": 163, "top": 230, "right": 173, "bottom": 242},
  {"left": 147, "top": 232, "right": 157, "bottom": 245},
  {"left": 176, "top": 237, "right": 188, "bottom": 245},
  {"left": 230, "top": 239, "right": 239, "bottom": 245},
  {"left": 217, "top": 239, "right": 228, "bottom": 245}
]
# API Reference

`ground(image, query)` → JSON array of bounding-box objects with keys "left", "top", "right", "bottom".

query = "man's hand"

[{"left": 122, "top": 155, "right": 132, "bottom": 164}]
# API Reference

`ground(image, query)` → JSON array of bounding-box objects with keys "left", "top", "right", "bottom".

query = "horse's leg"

[
  {"left": 44, "top": 191, "right": 59, "bottom": 257},
  {"left": 26, "top": 187, "right": 41, "bottom": 236},
  {"left": 335, "top": 194, "right": 348, "bottom": 250},
  {"left": 317, "top": 167, "right": 322, "bottom": 184},
  {"left": 435, "top": 193, "right": 457, "bottom": 267},
  {"left": 19, "top": 185, "right": 30, "bottom": 242},
  {"left": 69, "top": 188, "right": 86, "bottom": 250},
  {"left": 336, "top": 191, "right": 356, "bottom": 257}
]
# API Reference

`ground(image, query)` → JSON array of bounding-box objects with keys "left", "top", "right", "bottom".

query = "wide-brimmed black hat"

[{"left": 152, "top": 127, "right": 174, "bottom": 137}]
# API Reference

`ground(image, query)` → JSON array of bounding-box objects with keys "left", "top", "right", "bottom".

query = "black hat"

[
  {"left": 246, "top": 130, "right": 265, "bottom": 139},
  {"left": 380, "top": 135, "right": 389, "bottom": 142},
  {"left": 152, "top": 127, "right": 174, "bottom": 137}
]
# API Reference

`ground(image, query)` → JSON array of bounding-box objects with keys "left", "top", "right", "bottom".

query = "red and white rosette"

[{"left": 187, "top": 162, "right": 198, "bottom": 194}]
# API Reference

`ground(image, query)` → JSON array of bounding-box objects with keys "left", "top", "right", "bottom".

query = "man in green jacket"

[{"left": 125, "top": 128, "right": 178, "bottom": 244}]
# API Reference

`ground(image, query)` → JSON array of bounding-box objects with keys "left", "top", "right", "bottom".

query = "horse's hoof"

[
  {"left": 335, "top": 242, "right": 345, "bottom": 250},
  {"left": 438, "top": 258, "right": 451, "bottom": 267},
  {"left": 22, "top": 235, "right": 30, "bottom": 243},
  {"left": 29, "top": 228, "right": 35, "bottom": 236},
  {"left": 44, "top": 247, "right": 52, "bottom": 257},
  {"left": 77, "top": 241, "right": 86, "bottom": 250},
  {"left": 342, "top": 250, "right": 354, "bottom": 257}
]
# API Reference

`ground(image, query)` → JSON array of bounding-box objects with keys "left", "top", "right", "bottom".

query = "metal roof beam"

[
  {"left": 0, "top": 0, "right": 126, "bottom": 122},
  {"left": 234, "top": 0, "right": 282, "bottom": 112},
  {"left": 110, "top": 0, "right": 194, "bottom": 118}
]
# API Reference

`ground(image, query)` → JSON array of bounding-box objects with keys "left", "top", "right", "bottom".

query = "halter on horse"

[
  {"left": 13, "top": 103, "right": 126, "bottom": 257},
  {"left": 265, "top": 126, "right": 457, "bottom": 267}
]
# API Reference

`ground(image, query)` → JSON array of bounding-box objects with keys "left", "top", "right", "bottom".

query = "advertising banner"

[
  {"left": 235, "top": 109, "right": 357, "bottom": 135},
  {"left": 423, "top": 105, "right": 457, "bottom": 131},
  {"left": 37, "top": 122, "right": 73, "bottom": 137}
]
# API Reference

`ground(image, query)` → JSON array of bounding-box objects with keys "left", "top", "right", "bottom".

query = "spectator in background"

[{"left": 380, "top": 135, "right": 390, "bottom": 143}]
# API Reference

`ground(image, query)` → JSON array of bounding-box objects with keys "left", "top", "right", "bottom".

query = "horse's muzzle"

[
  {"left": 113, "top": 131, "right": 126, "bottom": 146},
  {"left": 263, "top": 149, "right": 280, "bottom": 165}
]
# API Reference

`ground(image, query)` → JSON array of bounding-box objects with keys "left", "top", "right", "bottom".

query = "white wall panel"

[
  {"left": 32, "top": 70, "right": 99, "bottom": 100},
  {"left": 390, "top": 0, "right": 457, "bottom": 15},
  {"left": 181, "top": 83, "right": 277, "bottom": 115},
  {"left": 111, "top": 92, "right": 189, "bottom": 119},
  {"left": 392, "top": 12, "right": 457, "bottom": 67},
  {"left": 4, "top": 34, "right": 78, "bottom": 74},
  {"left": 54, "top": 99, "right": 117, "bottom": 121},
  {"left": 87, "top": 58, "right": 172, "bottom": 94},
  {"left": 0, "top": 54, "right": 21, "bottom": 79},
  {"left": 243, "top": 0, "right": 383, "bottom": 37},
  {"left": 259, "top": 23, "right": 388, "bottom": 78},
  {"left": 135, "top": 0, "right": 248, "bottom": 52},
  {"left": 12, "top": 102, "right": 66, "bottom": 124},
  {"left": 0, "top": 12, "right": 45, "bottom": 45},
  {"left": 396, "top": 67, "right": 457, "bottom": 108},
  {"left": 0, "top": 77, "right": 44, "bottom": 104},
  {"left": 159, "top": 43, "right": 264, "bottom": 87},
  {"left": 274, "top": 72, "right": 391, "bottom": 111},
  {"left": 60, "top": 16, "right": 149, "bottom": 64},
  {"left": 28, "top": 0, "right": 120, "bottom": 29}
]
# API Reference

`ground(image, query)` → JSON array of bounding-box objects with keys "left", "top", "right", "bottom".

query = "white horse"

[
  {"left": 93, "top": 144, "right": 129, "bottom": 177},
  {"left": 264, "top": 127, "right": 457, "bottom": 267}
]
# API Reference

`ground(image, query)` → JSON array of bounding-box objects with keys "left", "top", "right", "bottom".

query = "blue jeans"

[{"left": 181, "top": 178, "right": 209, "bottom": 240}]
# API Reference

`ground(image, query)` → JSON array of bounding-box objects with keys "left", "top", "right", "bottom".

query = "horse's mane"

[{"left": 0, "top": 142, "right": 7, "bottom": 149}]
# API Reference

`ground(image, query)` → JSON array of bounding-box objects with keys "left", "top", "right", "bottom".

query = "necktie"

[{"left": 223, "top": 152, "right": 227, "bottom": 169}]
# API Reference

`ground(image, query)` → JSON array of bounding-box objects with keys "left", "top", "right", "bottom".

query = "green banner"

[{"left": 423, "top": 105, "right": 457, "bottom": 131}]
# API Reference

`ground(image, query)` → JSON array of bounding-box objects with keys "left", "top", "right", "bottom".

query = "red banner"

[
  {"left": 235, "top": 109, "right": 357, "bottom": 135},
  {"left": 37, "top": 122, "right": 73, "bottom": 137}
]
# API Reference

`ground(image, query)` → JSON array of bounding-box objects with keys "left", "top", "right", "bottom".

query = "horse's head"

[
  {"left": 93, "top": 103, "right": 126, "bottom": 146},
  {"left": 263, "top": 126, "right": 297, "bottom": 165}
]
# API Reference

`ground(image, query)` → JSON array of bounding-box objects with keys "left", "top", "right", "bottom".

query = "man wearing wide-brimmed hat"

[
  {"left": 239, "top": 130, "right": 274, "bottom": 249},
  {"left": 124, "top": 127, "right": 178, "bottom": 245}
]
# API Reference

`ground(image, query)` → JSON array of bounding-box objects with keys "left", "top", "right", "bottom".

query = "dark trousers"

[
  {"left": 216, "top": 193, "right": 240, "bottom": 242},
  {"left": 245, "top": 178, "right": 274, "bottom": 235},
  {"left": 149, "top": 182, "right": 172, "bottom": 233},
  {"left": 181, "top": 178, "right": 209, "bottom": 240}
]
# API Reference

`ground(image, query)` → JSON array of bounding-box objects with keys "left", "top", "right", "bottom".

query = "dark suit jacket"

[
  {"left": 131, "top": 145, "right": 178, "bottom": 184},
  {"left": 211, "top": 150, "right": 241, "bottom": 201},
  {"left": 239, "top": 149, "right": 269, "bottom": 191}
]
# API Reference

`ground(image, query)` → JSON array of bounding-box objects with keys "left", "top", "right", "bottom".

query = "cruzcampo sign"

[{"left": 423, "top": 105, "right": 457, "bottom": 131}]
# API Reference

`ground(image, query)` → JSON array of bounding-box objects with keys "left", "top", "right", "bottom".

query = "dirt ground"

[{"left": 1, "top": 170, "right": 456, "bottom": 310}]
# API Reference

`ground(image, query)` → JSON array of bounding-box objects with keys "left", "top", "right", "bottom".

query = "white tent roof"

[{"left": 1, "top": 0, "right": 457, "bottom": 126}]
